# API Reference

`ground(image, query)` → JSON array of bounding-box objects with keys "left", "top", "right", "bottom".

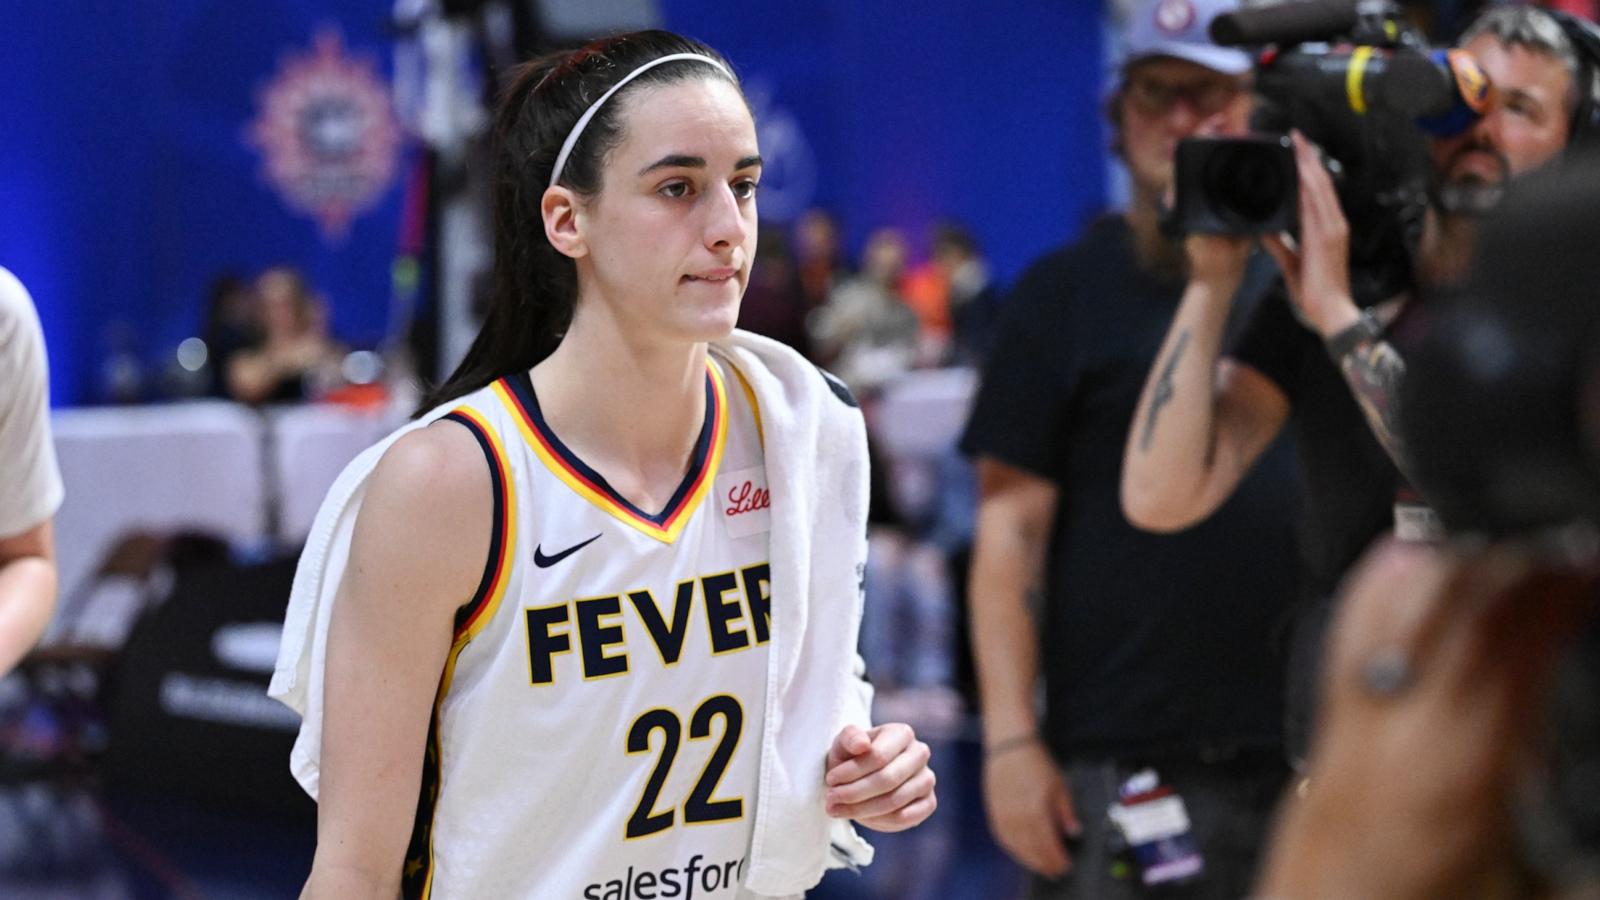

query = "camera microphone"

[
  {"left": 1256, "top": 45, "right": 1487, "bottom": 126},
  {"left": 1209, "top": 0, "right": 1360, "bottom": 48}
]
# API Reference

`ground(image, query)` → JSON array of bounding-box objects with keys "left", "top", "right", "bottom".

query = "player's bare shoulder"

[
  {"left": 376, "top": 419, "right": 490, "bottom": 501},
  {"left": 350, "top": 419, "right": 506, "bottom": 612}
]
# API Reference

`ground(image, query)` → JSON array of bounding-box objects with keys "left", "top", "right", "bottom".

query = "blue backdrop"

[
  {"left": 1, "top": 1, "right": 408, "bottom": 407},
  {"left": 2, "top": 1, "right": 1106, "bottom": 407},
  {"left": 664, "top": 0, "right": 1109, "bottom": 276}
]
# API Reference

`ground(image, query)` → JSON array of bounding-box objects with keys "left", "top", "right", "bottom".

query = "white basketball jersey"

[{"left": 403, "top": 354, "right": 774, "bottom": 899}]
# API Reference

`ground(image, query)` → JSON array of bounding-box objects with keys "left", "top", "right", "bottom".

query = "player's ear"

[{"left": 543, "top": 186, "right": 588, "bottom": 259}]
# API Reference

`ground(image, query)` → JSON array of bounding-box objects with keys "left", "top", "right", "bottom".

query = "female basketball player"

[{"left": 289, "top": 30, "right": 935, "bottom": 899}]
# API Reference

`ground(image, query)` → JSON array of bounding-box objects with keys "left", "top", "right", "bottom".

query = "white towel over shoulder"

[{"left": 269, "top": 330, "right": 874, "bottom": 896}]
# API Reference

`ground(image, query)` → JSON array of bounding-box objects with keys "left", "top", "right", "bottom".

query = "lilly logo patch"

[{"left": 716, "top": 466, "right": 771, "bottom": 539}]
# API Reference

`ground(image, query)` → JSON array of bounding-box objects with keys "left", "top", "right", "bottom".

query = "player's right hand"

[{"left": 981, "top": 742, "right": 1080, "bottom": 879}]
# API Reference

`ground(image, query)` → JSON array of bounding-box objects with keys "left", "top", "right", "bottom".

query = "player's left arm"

[
  {"left": 0, "top": 520, "right": 56, "bottom": 677},
  {"left": 823, "top": 723, "right": 936, "bottom": 832}
]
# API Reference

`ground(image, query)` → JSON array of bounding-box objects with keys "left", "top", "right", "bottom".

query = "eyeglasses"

[{"left": 1124, "top": 75, "right": 1248, "bottom": 118}]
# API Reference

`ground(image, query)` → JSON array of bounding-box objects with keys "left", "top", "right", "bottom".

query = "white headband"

[{"left": 548, "top": 53, "right": 733, "bottom": 189}]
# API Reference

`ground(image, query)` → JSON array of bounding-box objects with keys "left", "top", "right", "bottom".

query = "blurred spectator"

[
  {"left": 820, "top": 228, "right": 947, "bottom": 721},
  {"left": 808, "top": 227, "right": 919, "bottom": 397},
  {"left": 201, "top": 273, "right": 260, "bottom": 399},
  {"left": 932, "top": 222, "right": 1001, "bottom": 365},
  {"left": 793, "top": 208, "right": 852, "bottom": 312},
  {"left": 735, "top": 225, "right": 812, "bottom": 356},
  {"left": 226, "top": 267, "right": 345, "bottom": 405},
  {"left": 901, "top": 247, "right": 952, "bottom": 360}
]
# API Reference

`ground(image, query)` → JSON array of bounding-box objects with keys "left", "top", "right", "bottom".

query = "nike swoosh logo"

[{"left": 533, "top": 533, "right": 601, "bottom": 568}]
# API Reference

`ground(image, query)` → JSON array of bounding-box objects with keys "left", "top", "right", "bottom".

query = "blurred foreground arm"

[
  {"left": 1257, "top": 539, "right": 1596, "bottom": 899},
  {"left": 0, "top": 522, "right": 57, "bottom": 676}
]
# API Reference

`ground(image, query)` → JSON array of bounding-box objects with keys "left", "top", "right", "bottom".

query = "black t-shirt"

[
  {"left": 960, "top": 216, "right": 1301, "bottom": 760},
  {"left": 1230, "top": 283, "right": 1401, "bottom": 600}
]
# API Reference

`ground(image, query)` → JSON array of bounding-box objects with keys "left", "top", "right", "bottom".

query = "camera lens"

[{"left": 1203, "top": 144, "right": 1293, "bottom": 226}]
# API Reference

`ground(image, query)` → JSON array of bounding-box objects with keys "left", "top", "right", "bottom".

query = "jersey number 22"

[{"left": 625, "top": 694, "right": 744, "bottom": 839}]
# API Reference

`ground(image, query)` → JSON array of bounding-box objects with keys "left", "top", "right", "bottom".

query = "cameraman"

[
  {"left": 1121, "top": 6, "right": 1590, "bottom": 762},
  {"left": 1260, "top": 160, "right": 1600, "bottom": 899}
]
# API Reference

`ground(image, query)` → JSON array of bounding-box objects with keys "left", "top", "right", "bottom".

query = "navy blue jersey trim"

[
  {"left": 440, "top": 410, "right": 508, "bottom": 636},
  {"left": 503, "top": 371, "right": 716, "bottom": 525}
]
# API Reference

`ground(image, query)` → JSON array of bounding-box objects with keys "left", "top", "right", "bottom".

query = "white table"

[
  {"left": 268, "top": 404, "right": 399, "bottom": 545},
  {"left": 50, "top": 402, "right": 268, "bottom": 602},
  {"left": 871, "top": 367, "right": 978, "bottom": 458}
]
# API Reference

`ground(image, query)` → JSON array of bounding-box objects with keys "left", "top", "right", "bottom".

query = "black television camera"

[{"left": 1169, "top": 0, "right": 1490, "bottom": 303}]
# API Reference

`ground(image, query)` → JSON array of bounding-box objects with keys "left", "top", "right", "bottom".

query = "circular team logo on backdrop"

[
  {"left": 249, "top": 28, "right": 402, "bottom": 242},
  {"left": 1154, "top": 0, "right": 1196, "bottom": 34}
]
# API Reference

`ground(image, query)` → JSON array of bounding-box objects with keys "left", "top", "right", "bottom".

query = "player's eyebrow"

[
  {"left": 639, "top": 154, "right": 704, "bottom": 175},
  {"left": 638, "top": 154, "right": 763, "bottom": 175}
]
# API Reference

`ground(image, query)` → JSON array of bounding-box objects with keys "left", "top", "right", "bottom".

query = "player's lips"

[{"left": 683, "top": 267, "right": 738, "bottom": 283}]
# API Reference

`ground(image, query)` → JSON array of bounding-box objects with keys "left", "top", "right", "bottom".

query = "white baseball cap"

[{"left": 1124, "top": 0, "right": 1253, "bottom": 76}]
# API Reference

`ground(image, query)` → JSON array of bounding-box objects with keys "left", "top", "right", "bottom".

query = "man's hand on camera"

[
  {"left": 1184, "top": 233, "right": 1253, "bottom": 291},
  {"left": 1263, "top": 131, "right": 1361, "bottom": 338},
  {"left": 982, "top": 740, "right": 1080, "bottom": 879}
]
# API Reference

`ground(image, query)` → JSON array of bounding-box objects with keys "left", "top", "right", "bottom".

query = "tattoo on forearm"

[
  {"left": 1140, "top": 330, "right": 1191, "bottom": 452},
  {"left": 1340, "top": 338, "right": 1414, "bottom": 477}
]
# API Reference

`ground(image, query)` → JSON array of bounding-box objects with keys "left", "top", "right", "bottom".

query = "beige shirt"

[{"left": 0, "top": 267, "right": 63, "bottom": 538}]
